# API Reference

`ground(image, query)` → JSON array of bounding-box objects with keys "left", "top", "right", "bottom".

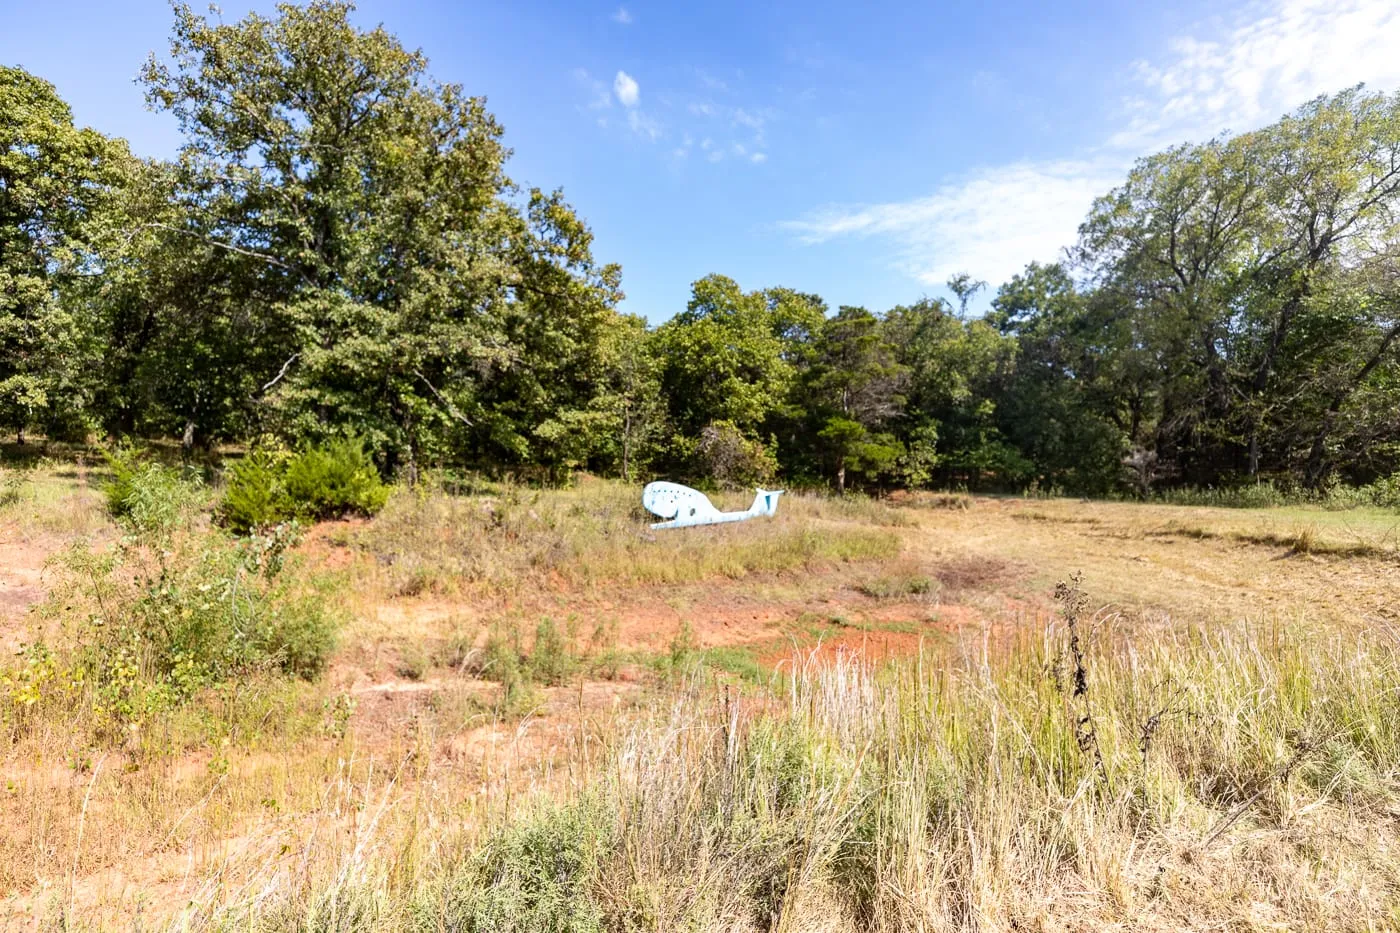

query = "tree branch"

[
  {"left": 414, "top": 370, "right": 474, "bottom": 427},
  {"left": 128, "top": 222, "right": 311, "bottom": 284},
  {"left": 260, "top": 353, "right": 300, "bottom": 393}
]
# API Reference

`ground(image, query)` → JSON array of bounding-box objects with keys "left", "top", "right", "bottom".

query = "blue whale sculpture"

[{"left": 642, "top": 481, "right": 783, "bottom": 529}]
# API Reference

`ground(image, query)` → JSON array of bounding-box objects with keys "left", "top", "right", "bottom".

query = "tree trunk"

[
  {"left": 181, "top": 419, "right": 196, "bottom": 457},
  {"left": 836, "top": 461, "right": 846, "bottom": 495},
  {"left": 621, "top": 402, "right": 632, "bottom": 484},
  {"left": 1304, "top": 319, "right": 1400, "bottom": 488}
]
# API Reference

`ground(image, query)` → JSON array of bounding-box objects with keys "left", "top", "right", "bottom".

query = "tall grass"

[
  {"left": 1150, "top": 475, "right": 1400, "bottom": 510},
  {"left": 189, "top": 591, "right": 1400, "bottom": 930},
  {"left": 356, "top": 478, "right": 903, "bottom": 596}
]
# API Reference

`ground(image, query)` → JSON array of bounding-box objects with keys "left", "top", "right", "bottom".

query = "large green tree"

[
  {"left": 140, "top": 1, "right": 622, "bottom": 473},
  {"left": 989, "top": 262, "right": 1132, "bottom": 493},
  {"left": 0, "top": 66, "right": 127, "bottom": 442},
  {"left": 802, "top": 306, "right": 907, "bottom": 492},
  {"left": 1077, "top": 87, "right": 1400, "bottom": 487},
  {"left": 653, "top": 275, "right": 823, "bottom": 439}
]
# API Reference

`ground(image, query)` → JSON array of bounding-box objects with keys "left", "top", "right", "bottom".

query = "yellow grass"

[{"left": 0, "top": 468, "right": 1398, "bottom": 929}]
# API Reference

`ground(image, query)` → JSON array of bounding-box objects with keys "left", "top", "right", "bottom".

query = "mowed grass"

[{"left": 896, "top": 495, "right": 1400, "bottom": 628}]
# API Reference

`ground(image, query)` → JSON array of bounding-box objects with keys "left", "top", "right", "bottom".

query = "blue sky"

[{"left": 6, "top": 0, "right": 1400, "bottom": 320}]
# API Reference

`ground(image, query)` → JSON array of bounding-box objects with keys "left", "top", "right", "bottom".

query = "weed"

[
  {"left": 667, "top": 620, "right": 698, "bottom": 673},
  {"left": 1054, "top": 572, "right": 1108, "bottom": 787},
  {"left": 429, "top": 800, "right": 610, "bottom": 932},
  {"left": 857, "top": 574, "right": 933, "bottom": 599},
  {"left": 10, "top": 530, "right": 340, "bottom": 742},
  {"left": 102, "top": 444, "right": 206, "bottom": 539},
  {"left": 584, "top": 619, "right": 622, "bottom": 680},
  {"left": 528, "top": 618, "right": 578, "bottom": 687},
  {"left": 0, "top": 463, "right": 29, "bottom": 507},
  {"left": 396, "top": 643, "right": 429, "bottom": 681}
]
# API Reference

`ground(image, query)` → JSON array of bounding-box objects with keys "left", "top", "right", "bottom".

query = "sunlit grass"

[
  {"left": 187, "top": 600, "right": 1400, "bottom": 930},
  {"left": 353, "top": 477, "right": 903, "bottom": 597}
]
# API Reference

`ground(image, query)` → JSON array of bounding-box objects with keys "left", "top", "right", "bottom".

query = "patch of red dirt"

[
  {"left": 296, "top": 518, "right": 367, "bottom": 570},
  {"left": 0, "top": 536, "right": 60, "bottom": 651},
  {"left": 761, "top": 629, "right": 925, "bottom": 668}
]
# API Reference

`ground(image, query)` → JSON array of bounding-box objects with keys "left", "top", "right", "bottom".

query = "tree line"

[{"left": 5, "top": 1, "right": 1400, "bottom": 494}]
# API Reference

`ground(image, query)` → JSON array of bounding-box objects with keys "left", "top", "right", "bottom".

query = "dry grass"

[
  {"left": 904, "top": 495, "right": 1400, "bottom": 627},
  {"left": 352, "top": 477, "right": 902, "bottom": 598},
  {"left": 0, "top": 457, "right": 110, "bottom": 539},
  {"left": 170, "top": 602, "right": 1400, "bottom": 931},
  {"left": 2, "top": 473, "right": 1400, "bottom": 930}
]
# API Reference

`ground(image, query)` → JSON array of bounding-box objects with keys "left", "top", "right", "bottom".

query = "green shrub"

[
  {"left": 218, "top": 451, "right": 290, "bottom": 533},
  {"left": 282, "top": 438, "right": 390, "bottom": 520},
  {"left": 102, "top": 442, "right": 145, "bottom": 517},
  {"left": 0, "top": 464, "right": 27, "bottom": 508},
  {"left": 34, "top": 529, "right": 340, "bottom": 736},
  {"left": 102, "top": 444, "right": 206, "bottom": 538},
  {"left": 1352, "top": 472, "right": 1400, "bottom": 509},
  {"left": 428, "top": 801, "right": 610, "bottom": 933},
  {"left": 219, "top": 439, "right": 389, "bottom": 533},
  {"left": 528, "top": 618, "right": 578, "bottom": 686},
  {"left": 1148, "top": 476, "right": 1400, "bottom": 511}
]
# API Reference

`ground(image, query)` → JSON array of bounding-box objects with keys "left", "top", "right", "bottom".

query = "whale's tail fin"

[{"left": 751, "top": 488, "right": 784, "bottom": 517}]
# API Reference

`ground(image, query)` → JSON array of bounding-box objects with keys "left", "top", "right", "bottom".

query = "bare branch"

[
  {"left": 260, "top": 353, "right": 300, "bottom": 393},
  {"left": 128, "top": 222, "right": 310, "bottom": 283},
  {"left": 414, "top": 370, "right": 474, "bottom": 427}
]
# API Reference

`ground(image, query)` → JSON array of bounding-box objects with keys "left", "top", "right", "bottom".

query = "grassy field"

[{"left": 0, "top": 461, "right": 1398, "bottom": 929}]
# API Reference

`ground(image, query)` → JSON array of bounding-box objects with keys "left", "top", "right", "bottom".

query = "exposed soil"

[
  {"left": 8, "top": 486, "right": 1398, "bottom": 926},
  {"left": 0, "top": 536, "right": 60, "bottom": 653}
]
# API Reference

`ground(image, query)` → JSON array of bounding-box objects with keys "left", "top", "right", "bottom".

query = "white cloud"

[
  {"left": 784, "top": 161, "right": 1120, "bottom": 287},
  {"left": 611, "top": 6, "right": 632, "bottom": 25},
  {"left": 627, "top": 109, "right": 661, "bottom": 141},
  {"left": 578, "top": 67, "right": 769, "bottom": 163},
  {"left": 1111, "top": 0, "right": 1400, "bottom": 149},
  {"left": 572, "top": 68, "right": 612, "bottom": 110},
  {"left": 614, "top": 70, "right": 640, "bottom": 108},
  {"left": 732, "top": 108, "right": 765, "bottom": 130},
  {"left": 784, "top": 0, "right": 1400, "bottom": 289}
]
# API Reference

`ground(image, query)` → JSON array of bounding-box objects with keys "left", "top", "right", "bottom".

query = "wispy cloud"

[
  {"left": 611, "top": 6, "right": 632, "bottom": 25},
  {"left": 628, "top": 109, "right": 661, "bottom": 141},
  {"left": 1113, "top": 0, "right": 1400, "bottom": 149},
  {"left": 785, "top": 0, "right": 1400, "bottom": 290},
  {"left": 572, "top": 68, "right": 613, "bottom": 111},
  {"left": 784, "top": 161, "right": 1120, "bottom": 287},
  {"left": 576, "top": 65, "right": 769, "bottom": 163},
  {"left": 614, "top": 70, "right": 640, "bottom": 108},
  {"left": 732, "top": 108, "right": 765, "bottom": 132}
]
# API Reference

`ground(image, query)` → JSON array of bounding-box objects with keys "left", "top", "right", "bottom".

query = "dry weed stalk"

[{"left": 1053, "top": 571, "right": 1109, "bottom": 788}]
